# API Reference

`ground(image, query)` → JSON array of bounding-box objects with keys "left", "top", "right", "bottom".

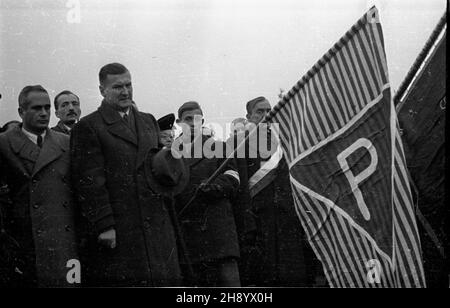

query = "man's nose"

[
  {"left": 121, "top": 87, "right": 130, "bottom": 96},
  {"left": 68, "top": 103, "right": 74, "bottom": 110},
  {"left": 40, "top": 109, "right": 50, "bottom": 117}
]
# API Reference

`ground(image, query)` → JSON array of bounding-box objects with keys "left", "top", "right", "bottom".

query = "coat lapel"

[
  {"left": 7, "top": 126, "right": 38, "bottom": 176},
  {"left": 56, "top": 121, "right": 70, "bottom": 134},
  {"left": 181, "top": 134, "right": 209, "bottom": 168},
  {"left": 99, "top": 102, "right": 138, "bottom": 146},
  {"left": 134, "top": 107, "right": 158, "bottom": 169},
  {"left": 32, "top": 130, "right": 65, "bottom": 177}
]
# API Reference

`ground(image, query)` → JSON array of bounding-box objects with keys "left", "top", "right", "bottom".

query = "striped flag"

[{"left": 268, "top": 7, "right": 426, "bottom": 287}]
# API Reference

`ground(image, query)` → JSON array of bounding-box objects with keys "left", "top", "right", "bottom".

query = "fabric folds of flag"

[{"left": 268, "top": 6, "right": 426, "bottom": 287}]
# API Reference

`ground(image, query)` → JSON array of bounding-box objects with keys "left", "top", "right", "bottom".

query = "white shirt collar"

[
  {"left": 22, "top": 127, "right": 46, "bottom": 145},
  {"left": 118, "top": 108, "right": 130, "bottom": 118}
]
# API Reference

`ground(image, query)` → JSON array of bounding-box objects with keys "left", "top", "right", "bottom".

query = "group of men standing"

[{"left": 0, "top": 62, "right": 322, "bottom": 287}]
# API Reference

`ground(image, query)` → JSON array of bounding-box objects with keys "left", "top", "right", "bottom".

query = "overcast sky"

[{"left": 0, "top": 0, "right": 446, "bottom": 137}]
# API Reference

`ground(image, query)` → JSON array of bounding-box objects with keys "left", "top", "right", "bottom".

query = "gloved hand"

[{"left": 197, "top": 182, "right": 226, "bottom": 201}]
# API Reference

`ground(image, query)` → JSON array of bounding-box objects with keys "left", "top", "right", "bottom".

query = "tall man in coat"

[
  {"left": 240, "top": 96, "right": 321, "bottom": 286},
  {"left": 174, "top": 101, "right": 241, "bottom": 286},
  {"left": 51, "top": 90, "right": 81, "bottom": 135},
  {"left": 70, "top": 63, "right": 181, "bottom": 287},
  {"left": 0, "top": 85, "right": 79, "bottom": 287}
]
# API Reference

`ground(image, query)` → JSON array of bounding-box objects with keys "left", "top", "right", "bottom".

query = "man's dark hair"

[
  {"left": 177, "top": 101, "right": 203, "bottom": 120},
  {"left": 18, "top": 85, "right": 48, "bottom": 109},
  {"left": 246, "top": 96, "right": 268, "bottom": 115},
  {"left": 99, "top": 62, "right": 129, "bottom": 85},
  {"left": 54, "top": 90, "right": 80, "bottom": 110}
]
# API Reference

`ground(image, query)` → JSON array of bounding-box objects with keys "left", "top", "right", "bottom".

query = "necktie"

[
  {"left": 123, "top": 113, "right": 129, "bottom": 125},
  {"left": 37, "top": 135, "right": 43, "bottom": 148}
]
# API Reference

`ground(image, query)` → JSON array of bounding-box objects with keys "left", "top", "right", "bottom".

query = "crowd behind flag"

[
  {"left": 395, "top": 13, "right": 447, "bottom": 288},
  {"left": 267, "top": 6, "right": 426, "bottom": 287}
]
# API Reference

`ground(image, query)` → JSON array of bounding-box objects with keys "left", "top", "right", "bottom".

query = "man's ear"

[
  {"left": 99, "top": 84, "right": 106, "bottom": 98},
  {"left": 18, "top": 107, "right": 24, "bottom": 120},
  {"left": 176, "top": 118, "right": 181, "bottom": 124}
]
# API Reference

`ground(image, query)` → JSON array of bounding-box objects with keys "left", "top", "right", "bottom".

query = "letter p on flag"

[{"left": 337, "top": 138, "right": 378, "bottom": 221}]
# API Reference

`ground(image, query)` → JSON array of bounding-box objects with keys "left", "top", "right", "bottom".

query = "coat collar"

[
  {"left": 7, "top": 126, "right": 66, "bottom": 177},
  {"left": 32, "top": 129, "right": 67, "bottom": 177},
  {"left": 134, "top": 107, "right": 158, "bottom": 169},
  {"left": 98, "top": 101, "right": 138, "bottom": 146},
  {"left": 98, "top": 101, "right": 157, "bottom": 169},
  {"left": 56, "top": 120, "right": 71, "bottom": 134},
  {"left": 8, "top": 125, "right": 38, "bottom": 159},
  {"left": 175, "top": 133, "right": 212, "bottom": 168}
]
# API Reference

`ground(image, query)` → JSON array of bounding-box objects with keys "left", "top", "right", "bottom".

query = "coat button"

[
  {"left": 33, "top": 203, "right": 40, "bottom": 209},
  {"left": 32, "top": 178, "right": 38, "bottom": 185},
  {"left": 36, "top": 229, "right": 43, "bottom": 235},
  {"left": 65, "top": 225, "right": 71, "bottom": 232},
  {"left": 143, "top": 220, "right": 151, "bottom": 229}
]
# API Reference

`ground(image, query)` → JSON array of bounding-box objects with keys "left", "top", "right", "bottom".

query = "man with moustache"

[
  {"left": 0, "top": 85, "right": 79, "bottom": 287},
  {"left": 70, "top": 62, "right": 181, "bottom": 287},
  {"left": 52, "top": 90, "right": 81, "bottom": 135},
  {"left": 238, "top": 96, "right": 321, "bottom": 287}
]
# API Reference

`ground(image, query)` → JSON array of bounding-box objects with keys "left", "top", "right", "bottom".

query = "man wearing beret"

[
  {"left": 70, "top": 63, "right": 181, "bottom": 287},
  {"left": 174, "top": 101, "right": 241, "bottom": 286}
]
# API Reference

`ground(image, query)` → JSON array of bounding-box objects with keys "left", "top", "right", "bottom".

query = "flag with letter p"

[{"left": 269, "top": 7, "right": 426, "bottom": 287}]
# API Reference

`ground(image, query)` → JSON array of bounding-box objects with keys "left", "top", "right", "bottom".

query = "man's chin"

[
  {"left": 117, "top": 100, "right": 133, "bottom": 110},
  {"left": 34, "top": 123, "right": 49, "bottom": 132},
  {"left": 120, "top": 99, "right": 133, "bottom": 106}
]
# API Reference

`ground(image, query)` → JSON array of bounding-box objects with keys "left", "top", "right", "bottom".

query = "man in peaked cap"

[{"left": 157, "top": 113, "right": 175, "bottom": 148}]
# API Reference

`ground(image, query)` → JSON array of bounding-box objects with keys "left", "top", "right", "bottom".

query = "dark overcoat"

[
  {"left": 0, "top": 127, "right": 79, "bottom": 287},
  {"left": 51, "top": 121, "right": 70, "bottom": 135},
  {"left": 233, "top": 127, "right": 319, "bottom": 286},
  {"left": 175, "top": 135, "right": 240, "bottom": 264},
  {"left": 70, "top": 102, "right": 181, "bottom": 287},
  {"left": 246, "top": 156, "right": 312, "bottom": 286}
]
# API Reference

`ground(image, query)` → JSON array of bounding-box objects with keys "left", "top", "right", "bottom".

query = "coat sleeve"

[
  {"left": 209, "top": 141, "right": 240, "bottom": 199},
  {"left": 70, "top": 120, "right": 115, "bottom": 235},
  {"left": 226, "top": 134, "right": 258, "bottom": 240},
  {"left": 0, "top": 155, "right": 8, "bottom": 232}
]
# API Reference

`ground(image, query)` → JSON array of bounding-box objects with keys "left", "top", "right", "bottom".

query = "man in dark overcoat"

[
  {"left": 51, "top": 90, "right": 81, "bottom": 135},
  {"left": 239, "top": 96, "right": 323, "bottom": 287},
  {"left": 70, "top": 63, "right": 181, "bottom": 287},
  {"left": 174, "top": 101, "right": 241, "bottom": 286},
  {"left": 0, "top": 85, "right": 79, "bottom": 287}
]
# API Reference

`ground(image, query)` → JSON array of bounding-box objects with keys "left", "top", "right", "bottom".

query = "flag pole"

[
  {"left": 177, "top": 121, "right": 263, "bottom": 217},
  {"left": 178, "top": 6, "right": 377, "bottom": 217},
  {"left": 394, "top": 12, "right": 446, "bottom": 108}
]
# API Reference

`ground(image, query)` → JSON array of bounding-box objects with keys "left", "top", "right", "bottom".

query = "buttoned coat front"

[
  {"left": 0, "top": 127, "right": 79, "bottom": 287},
  {"left": 70, "top": 102, "right": 181, "bottom": 287}
]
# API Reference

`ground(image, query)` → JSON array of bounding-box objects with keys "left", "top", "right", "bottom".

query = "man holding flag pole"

[{"left": 194, "top": 6, "right": 426, "bottom": 287}]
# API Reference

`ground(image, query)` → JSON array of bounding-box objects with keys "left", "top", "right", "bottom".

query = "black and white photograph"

[{"left": 0, "top": 0, "right": 447, "bottom": 293}]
